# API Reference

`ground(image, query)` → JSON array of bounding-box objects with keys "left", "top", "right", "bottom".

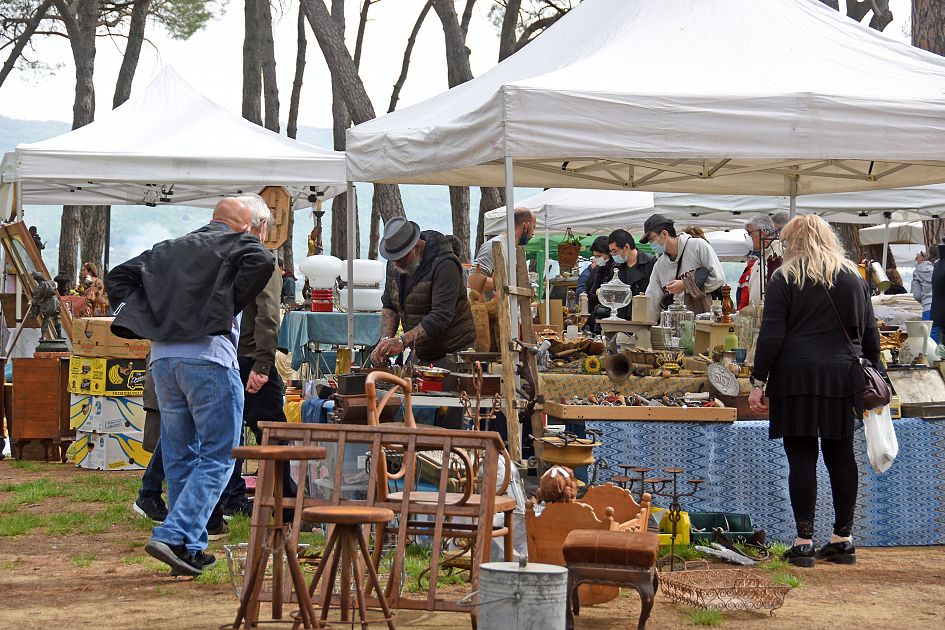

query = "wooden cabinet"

[{"left": 10, "top": 357, "right": 71, "bottom": 462}]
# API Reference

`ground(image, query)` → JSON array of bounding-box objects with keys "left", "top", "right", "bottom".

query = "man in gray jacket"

[{"left": 912, "top": 251, "right": 934, "bottom": 319}]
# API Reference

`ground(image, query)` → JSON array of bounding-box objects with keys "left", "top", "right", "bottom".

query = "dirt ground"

[{"left": 0, "top": 461, "right": 942, "bottom": 630}]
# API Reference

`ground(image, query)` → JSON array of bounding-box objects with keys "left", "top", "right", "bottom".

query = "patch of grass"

[
  {"left": 0, "top": 560, "right": 20, "bottom": 570},
  {"left": 8, "top": 461, "right": 47, "bottom": 472},
  {"left": 0, "top": 499, "right": 20, "bottom": 514},
  {"left": 46, "top": 511, "right": 93, "bottom": 535},
  {"left": 659, "top": 544, "right": 707, "bottom": 561},
  {"left": 126, "top": 540, "right": 145, "bottom": 549},
  {"left": 0, "top": 482, "right": 19, "bottom": 492},
  {"left": 0, "top": 513, "right": 42, "bottom": 536},
  {"left": 772, "top": 573, "right": 803, "bottom": 588},
  {"left": 688, "top": 610, "right": 724, "bottom": 626},
  {"left": 767, "top": 541, "right": 789, "bottom": 557},
  {"left": 226, "top": 515, "right": 250, "bottom": 544},
  {"left": 400, "top": 544, "right": 469, "bottom": 594},
  {"left": 760, "top": 557, "right": 792, "bottom": 573},
  {"left": 72, "top": 552, "right": 97, "bottom": 568},
  {"left": 9, "top": 478, "right": 67, "bottom": 504},
  {"left": 154, "top": 586, "right": 172, "bottom": 596},
  {"left": 195, "top": 561, "right": 230, "bottom": 585},
  {"left": 123, "top": 555, "right": 149, "bottom": 565}
]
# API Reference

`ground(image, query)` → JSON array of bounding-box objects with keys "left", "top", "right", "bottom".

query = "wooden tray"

[{"left": 544, "top": 400, "right": 736, "bottom": 422}]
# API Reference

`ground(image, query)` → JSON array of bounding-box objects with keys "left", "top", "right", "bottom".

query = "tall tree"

[
  {"left": 257, "top": 0, "right": 279, "bottom": 132},
  {"left": 913, "top": 0, "right": 945, "bottom": 258},
  {"left": 328, "top": 0, "right": 354, "bottom": 259},
  {"left": 282, "top": 5, "right": 309, "bottom": 273},
  {"left": 241, "top": 0, "right": 262, "bottom": 125}
]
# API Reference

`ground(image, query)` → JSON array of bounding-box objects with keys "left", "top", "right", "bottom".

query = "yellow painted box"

[
  {"left": 70, "top": 430, "right": 151, "bottom": 470},
  {"left": 68, "top": 357, "right": 146, "bottom": 397},
  {"left": 70, "top": 395, "right": 146, "bottom": 433}
]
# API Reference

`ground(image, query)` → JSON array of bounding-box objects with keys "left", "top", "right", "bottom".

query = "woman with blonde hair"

[{"left": 749, "top": 215, "right": 880, "bottom": 568}]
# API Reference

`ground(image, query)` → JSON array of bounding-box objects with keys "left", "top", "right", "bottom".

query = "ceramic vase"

[{"left": 901, "top": 320, "right": 938, "bottom": 367}]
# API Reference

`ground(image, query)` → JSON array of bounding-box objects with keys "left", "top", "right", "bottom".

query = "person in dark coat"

[
  {"left": 931, "top": 243, "right": 945, "bottom": 342},
  {"left": 883, "top": 269, "right": 907, "bottom": 295},
  {"left": 749, "top": 215, "right": 880, "bottom": 569},
  {"left": 372, "top": 217, "right": 476, "bottom": 366},
  {"left": 607, "top": 229, "right": 657, "bottom": 320},
  {"left": 582, "top": 236, "right": 613, "bottom": 333}
]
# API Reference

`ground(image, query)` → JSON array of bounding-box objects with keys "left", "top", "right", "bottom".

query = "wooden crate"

[
  {"left": 10, "top": 357, "right": 71, "bottom": 461},
  {"left": 544, "top": 400, "right": 736, "bottom": 422}
]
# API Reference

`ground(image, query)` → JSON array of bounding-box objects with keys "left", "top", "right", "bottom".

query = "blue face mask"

[
  {"left": 519, "top": 230, "right": 530, "bottom": 246},
  {"left": 612, "top": 253, "right": 627, "bottom": 265},
  {"left": 650, "top": 240, "right": 666, "bottom": 257}
]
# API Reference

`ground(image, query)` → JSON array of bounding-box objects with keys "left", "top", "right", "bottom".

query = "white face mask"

[{"left": 592, "top": 255, "right": 608, "bottom": 266}]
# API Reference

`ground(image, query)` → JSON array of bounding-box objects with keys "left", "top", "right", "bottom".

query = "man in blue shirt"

[{"left": 106, "top": 198, "right": 273, "bottom": 576}]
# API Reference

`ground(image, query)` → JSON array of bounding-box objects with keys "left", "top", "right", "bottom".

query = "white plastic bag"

[{"left": 864, "top": 406, "right": 898, "bottom": 474}]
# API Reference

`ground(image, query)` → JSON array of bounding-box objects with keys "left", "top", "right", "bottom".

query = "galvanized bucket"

[{"left": 477, "top": 561, "right": 567, "bottom": 630}]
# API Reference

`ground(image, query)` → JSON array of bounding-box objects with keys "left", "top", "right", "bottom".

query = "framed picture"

[{"left": 0, "top": 220, "right": 72, "bottom": 341}]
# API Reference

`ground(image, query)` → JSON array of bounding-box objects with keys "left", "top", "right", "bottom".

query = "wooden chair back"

[
  {"left": 581, "top": 482, "right": 642, "bottom": 524},
  {"left": 365, "top": 371, "right": 415, "bottom": 427}
]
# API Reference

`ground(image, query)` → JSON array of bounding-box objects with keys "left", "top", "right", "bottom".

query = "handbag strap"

[
  {"left": 673, "top": 237, "right": 690, "bottom": 280},
  {"left": 822, "top": 284, "right": 861, "bottom": 362}
]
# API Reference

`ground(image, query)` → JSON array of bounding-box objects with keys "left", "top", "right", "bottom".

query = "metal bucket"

[{"left": 477, "top": 561, "right": 567, "bottom": 630}]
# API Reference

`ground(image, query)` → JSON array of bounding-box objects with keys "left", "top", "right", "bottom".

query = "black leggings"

[{"left": 782, "top": 435, "right": 858, "bottom": 539}]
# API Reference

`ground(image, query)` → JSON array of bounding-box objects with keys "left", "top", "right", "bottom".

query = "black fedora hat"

[{"left": 379, "top": 217, "right": 421, "bottom": 260}]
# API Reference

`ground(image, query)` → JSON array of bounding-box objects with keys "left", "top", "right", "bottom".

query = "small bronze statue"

[
  {"left": 28, "top": 226, "right": 45, "bottom": 251},
  {"left": 28, "top": 271, "right": 63, "bottom": 339}
]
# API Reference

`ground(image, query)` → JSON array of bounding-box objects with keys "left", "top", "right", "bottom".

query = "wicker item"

[
  {"left": 558, "top": 228, "right": 581, "bottom": 271},
  {"left": 659, "top": 568, "right": 791, "bottom": 614}
]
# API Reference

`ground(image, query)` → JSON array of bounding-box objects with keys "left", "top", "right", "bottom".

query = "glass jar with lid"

[
  {"left": 660, "top": 293, "right": 695, "bottom": 354},
  {"left": 596, "top": 269, "right": 633, "bottom": 321}
]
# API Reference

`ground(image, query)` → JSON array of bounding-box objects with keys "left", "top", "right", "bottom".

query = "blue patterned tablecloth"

[
  {"left": 279, "top": 311, "right": 382, "bottom": 369},
  {"left": 589, "top": 418, "right": 945, "bottom": 547}
]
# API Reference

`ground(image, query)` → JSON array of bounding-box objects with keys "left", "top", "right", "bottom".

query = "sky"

[{"left": 0, "top": 0, "right": 915, "bottom": 128}]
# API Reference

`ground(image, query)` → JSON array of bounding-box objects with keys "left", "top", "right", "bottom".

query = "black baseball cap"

[
  {"left": 590, "top": 236, "right": 610, "bottom": 254},
  {"left": 640, "top": 214, "right": 674, "bottom": 244}
]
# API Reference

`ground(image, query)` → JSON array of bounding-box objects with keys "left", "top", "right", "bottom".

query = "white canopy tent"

[
  {"left": 860, "top": 222, "right": 924, "bottom": 246},
  {"left": 345, "top": 0, "right": 945, "bottom": 348},
  {"left": 1, "top": 67, "right": 346, "bottom": 210}
]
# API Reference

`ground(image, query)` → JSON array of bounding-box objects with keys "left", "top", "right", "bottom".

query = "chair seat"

[
  {"left": 232, "top": 445, "right": 327, "bottom": 461},
  {"left": 562, "top": 530, "right": 660, "bottom": 568},
  {"left": 302, "top": 505, "right": 395, "bottom": 525},
  {"left": 387, "top": 491, "right": 516, "bottom": 512}
]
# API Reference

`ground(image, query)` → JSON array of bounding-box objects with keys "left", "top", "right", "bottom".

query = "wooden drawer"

[{"left": 10, "top": 358, "right": 70, "bottom": 442}]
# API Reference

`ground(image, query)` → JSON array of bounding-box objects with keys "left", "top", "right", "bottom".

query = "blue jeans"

[
  {"left": 924, "top": 310, "right": 940, "bottom": 343},
  {"left": 150, "top": 358, "right": 243, "bottom": 553}
]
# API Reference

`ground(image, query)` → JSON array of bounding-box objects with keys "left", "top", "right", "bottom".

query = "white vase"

[{"left": 901, "top": 320, "right": 937, "bottom": 367}]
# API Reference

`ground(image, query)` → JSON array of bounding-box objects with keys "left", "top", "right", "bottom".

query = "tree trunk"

[
  {"left": 369, "top": 204, "right": 381, "bottom": 259},
  {"left": 0, "top": 0, "right": 55, "bottom": 88},
  {"left": 113, "top": 0, "right": 151, "bottom": 108},
  {"left": 819, "top": 0, "right": 839, "bottom": 9},
  {"left": 257, "top": 0, "right": 280, "bottom": 132},
  {"left": 287, "top": 7, "right": 307, "bottom": 140},
  {"left": 914, "top": 0, "right": 945, "bottom": 258},
  {"left": 388, "top": 0, "right": 432, "bottom": 113},
  {"left": 834, "top": 223, "right": 865, "bottom": 262},
  {"left": 477, "top": 186, "right": 505, "bottom": 252},
  {"left": 300, "top": 0, "right": 405, "bottom": 223},
  {"left": 449, "top": 186, "right": 471, "bottom": 262},
  {"left": 499, "top": 0, "right": 522, "bottom": 61},
  {"left": 242, "top": 0, "right": 262, "bottom": 125}
]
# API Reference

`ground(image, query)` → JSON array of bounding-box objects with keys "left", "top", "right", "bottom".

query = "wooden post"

[
  {"left": 492, "top": 242, "right": 522, "bottom": 462},
  {"left": 515, "top": 245, "right": 545, "bottom": 463}
]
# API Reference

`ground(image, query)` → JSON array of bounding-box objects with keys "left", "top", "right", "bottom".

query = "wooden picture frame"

[{"left": 0, "top": 220, "right": 72, "bottom": 342}]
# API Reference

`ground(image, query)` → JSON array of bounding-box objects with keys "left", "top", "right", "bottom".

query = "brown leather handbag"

[{"left": 824, "top": 286, "right": 891, "bottom": 410}]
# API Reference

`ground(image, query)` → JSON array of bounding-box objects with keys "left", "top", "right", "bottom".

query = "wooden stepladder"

[{"left": 491, "top": 242, "right": 545, "bottom": 465}]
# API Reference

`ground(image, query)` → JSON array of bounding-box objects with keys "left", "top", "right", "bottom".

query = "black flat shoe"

[
  {"left": 782, "top": 543, "right": 816, "bottom": 568},
  {"left": 816, "top": 541, "right": 856, "bottom": 564}
]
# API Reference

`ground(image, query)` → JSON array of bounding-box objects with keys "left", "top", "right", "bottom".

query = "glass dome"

[
  {"left": 660, "top": 294, "right": 695, "bottom": 354},
  {"left": 596, "top": 269, "right": 633, "bottom": 321}
]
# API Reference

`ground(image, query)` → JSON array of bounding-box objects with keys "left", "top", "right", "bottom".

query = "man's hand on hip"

[{"left": 246, "top": 370, "right": 269, "bottom": 394}]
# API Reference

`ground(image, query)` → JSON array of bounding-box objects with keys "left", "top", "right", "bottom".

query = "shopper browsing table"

[
  {"left": 748, "top": 215, "right": 880, "bottom": 568},
  {"left": 606, "top": 229, "right": 656, "bottom": 320},
  {"left": 467, "top": 207, "right": 535, "bottom": 295}
]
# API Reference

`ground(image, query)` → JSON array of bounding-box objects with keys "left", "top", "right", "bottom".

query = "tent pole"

[
  {"left": 881, "top": 211, "right": 891, "bottom": 271},
  {"left": 15, "top": 181, "right": 22, "bottom": 324},
  {"left": 103, "top": 206, "right": 111, "bottom": 272},
  {"left": 544, "top": 215, "right": 550, "bottom": 322},
  {"left": 787, "top": 175, "right": 798, "bottom": 219},
  {"left": 504, "top": 157, "right": 519, "bottom": 340},
  {"left": 346, "top": 181, "right": 355, "bottom": 350}
]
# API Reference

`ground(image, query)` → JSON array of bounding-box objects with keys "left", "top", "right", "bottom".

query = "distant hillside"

[{"left": 2, "top": 116, "right": 534, "bottom": 274}]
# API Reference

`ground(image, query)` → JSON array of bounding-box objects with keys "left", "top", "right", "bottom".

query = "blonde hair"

[{"left": 776, "top": 215, "right": 859, "bottom": 289}]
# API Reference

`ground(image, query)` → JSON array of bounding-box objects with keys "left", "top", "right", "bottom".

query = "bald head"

[{"left": 212, "top": 198, "right": 252, "bottom": 233}]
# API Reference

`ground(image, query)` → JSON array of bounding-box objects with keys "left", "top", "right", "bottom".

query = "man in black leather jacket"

[{"left": 105, "top": 198, "right": 273, "bottom": 577}]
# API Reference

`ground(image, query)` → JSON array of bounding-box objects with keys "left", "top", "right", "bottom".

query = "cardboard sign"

[
  {"left": 72, "top": 317, "right": 150, "bottom": 359},
  {"left": 68, "top": 356, "right": 146, "bottom": 396}
]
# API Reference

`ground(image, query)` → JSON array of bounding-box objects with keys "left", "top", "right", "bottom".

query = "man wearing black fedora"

[{"left": 372, "top": 217, "right": 477, "bottom": 366}]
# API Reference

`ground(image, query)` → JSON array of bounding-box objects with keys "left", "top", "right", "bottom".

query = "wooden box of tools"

[{"left": 544, "top": 400, "right": 736, "bottom": 422}]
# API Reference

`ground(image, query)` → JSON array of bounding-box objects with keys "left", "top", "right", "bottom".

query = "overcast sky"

[{"left": 0, "top": 0, "right": 914, "bottom": 128}]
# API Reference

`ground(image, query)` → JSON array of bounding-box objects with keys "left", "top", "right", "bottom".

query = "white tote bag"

[{"left": 863, "top": 406, "right": 898, "bottom": 474}]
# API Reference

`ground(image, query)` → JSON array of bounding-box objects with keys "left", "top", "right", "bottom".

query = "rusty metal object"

[{"left": 659, "top": 568, "right": 791, "bottom": 615}]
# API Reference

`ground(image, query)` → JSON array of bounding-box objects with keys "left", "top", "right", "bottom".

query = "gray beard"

[{"left": 394, "top": 260, "right": 421, "bottom": 276}]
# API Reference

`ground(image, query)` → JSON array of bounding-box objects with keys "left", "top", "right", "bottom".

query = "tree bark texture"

[
  {"left": 913, "top": 0, "right": 945, "bottom": 257},
  {"left": 242, "top": 0, "right": 262, "bottom": 125},
  {"left": 328, "top": 0, "right": 354, "bottom": 259},
  {"left": 477, "top": 186, "right": 505, "bottom": 252},
  {"left": 369, "top": 203, "right": 381, "bottom": 259},
  {"left": 0, "top": 0, "right": 55, "bottom": 88},
  {"left": 301, "top": 0, "right": 405, "bottom": 224},
  {"left": 287, "top": 7, "right": 307, "bottom": 140},
  {"left": 819, "top": 0, "right": 839, "bottom": 9},
  {"left": 498, "top": 0, "right": 522, "bottom": 61},
  {"left": 449, "top": 186, "right": 471, "bottom": 262},
  {"left": 834, "top": 223, "right": 865, "bottom": 262},
  {"left": 113, "top": 0, "right": 151, "bottom": 108},
  {"left": 432, "top": 0, "right": 473, "bottom": 88},
  {"left": 257, "top": 0, "right": 280, "bottom": 132},
  {"left": 388, "top": 0, "right": 432, "bottom": 113}
]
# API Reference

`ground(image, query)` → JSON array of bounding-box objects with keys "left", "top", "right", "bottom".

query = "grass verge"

[{"left": 688, "top": 610, "right": 724, "bottom": 626}]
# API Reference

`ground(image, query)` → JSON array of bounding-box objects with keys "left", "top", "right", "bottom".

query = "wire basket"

[
  {"left": 223, "top": 543, "right": 312, "bottom": 600},
  {"left": 659, "top": 568, "right": 791, "bottom": 615}
]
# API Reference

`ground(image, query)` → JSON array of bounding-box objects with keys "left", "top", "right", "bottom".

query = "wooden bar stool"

[
  {"left": 299, "top": 505, "right": 396, "bottom": 630},
  {"left": 230, "top": 445, "right": 326, "bottom": 630}
]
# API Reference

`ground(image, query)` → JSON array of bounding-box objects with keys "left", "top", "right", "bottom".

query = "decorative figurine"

[{"left": 28, "top": 271, "right": 64, "bottom": 341}]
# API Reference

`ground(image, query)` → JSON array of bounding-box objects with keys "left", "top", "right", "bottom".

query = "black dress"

[{"left": 751, "top": 270, "right": 880, "bottom": 440}]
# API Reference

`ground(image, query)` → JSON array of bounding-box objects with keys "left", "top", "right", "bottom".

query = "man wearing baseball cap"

[
  {"left": 640, "top": 213, "right": 725, "bottom": 322},
  {"left": 372, "top": 217, "right": 476, "bottom": 365}
]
